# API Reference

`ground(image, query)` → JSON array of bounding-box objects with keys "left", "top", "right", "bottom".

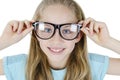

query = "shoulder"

[
  {"left": 3, "top": 54, "right": 27, "bottom": 65},
  {"left": 3, "top": 54, "right": 27, "bottom": 80},
  {"left": 88, "top": 53, "right": 109, "bottom": 63},
  {"left": 88, "top": 53, "right": 109, "bottom": 80}
]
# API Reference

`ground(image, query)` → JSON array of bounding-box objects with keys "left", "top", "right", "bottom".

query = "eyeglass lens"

[{"left": 33, "top": 22, "right": 82, "bottom": 40}]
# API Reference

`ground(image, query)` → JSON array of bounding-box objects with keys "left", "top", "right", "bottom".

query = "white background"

[{"left": 0, "top": 0, "right": 120, "bottom": 80}]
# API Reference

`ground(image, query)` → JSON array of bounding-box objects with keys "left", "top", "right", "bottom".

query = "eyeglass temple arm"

[{"left": 32, "top": 21, "right": 39, "bottom": 27}]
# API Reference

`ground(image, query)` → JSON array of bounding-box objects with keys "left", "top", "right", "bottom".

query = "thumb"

[{"left": 81, "top": 27, "right": 90, "bottom": 36}]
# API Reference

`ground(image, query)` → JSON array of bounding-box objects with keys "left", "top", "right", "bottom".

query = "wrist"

[
  {"left": 0, "top": 36, "right": 9, "bottom": 50},
  {"left": 0, "top": 36, "right": 3, "bottom": 50},
  {"left": 97, "top": 36, "right": 112, "bottom": 48},
  {"left": 103, "top": 37, "right": 114, "bottom": 48},
  {"left": 103, "top": 37, "right": 120, "bottom": 53}
]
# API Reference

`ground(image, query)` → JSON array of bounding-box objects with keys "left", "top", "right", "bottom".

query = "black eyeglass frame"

[{"left": 32, "top": 21, "right": 82, "bottom": 40}]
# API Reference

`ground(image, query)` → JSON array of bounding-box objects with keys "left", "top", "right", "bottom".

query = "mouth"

[{"left": 48, "top": 47, "right": 65, "bottom": 55}]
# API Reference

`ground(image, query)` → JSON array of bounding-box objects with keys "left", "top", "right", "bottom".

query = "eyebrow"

[{"left": 37, "top": 20, "right": 80, "bottom": 25}]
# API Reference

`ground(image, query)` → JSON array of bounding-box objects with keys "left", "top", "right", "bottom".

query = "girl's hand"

[
  {"left": 0, "top": 20, "right": 34, "bottom": 50},
  {"left": 80, "top": 17, "right": 111, "bottom": 47}
]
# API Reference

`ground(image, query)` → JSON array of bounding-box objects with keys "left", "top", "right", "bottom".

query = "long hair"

[{"left": 26, "top": 0, "right": 92, "bottom": 80}]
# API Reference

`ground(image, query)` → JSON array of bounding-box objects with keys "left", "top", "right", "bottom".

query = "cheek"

[
  {"left": 39, "top": 41, "right": 44, "bottom": 48},
  {"left": 66, "top": 42, "right": 76, "bottom": 53},
  {"left": 37, "top": 37, "right": 47, "bottom": 47},
  {"left": 37, "top": 39, "right": 48, "bottom": 53}
]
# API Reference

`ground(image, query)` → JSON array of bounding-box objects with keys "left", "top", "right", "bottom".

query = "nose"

[{"left": 51, "top": 29, "right": 63, "bottom": 42}]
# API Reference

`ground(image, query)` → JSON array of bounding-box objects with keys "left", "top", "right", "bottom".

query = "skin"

[
  {"left": 37, "top": 5, "right": 81, "bottom": 69},
  {"left": 0, "top": 4, "right": 120, "bottom": 75}
]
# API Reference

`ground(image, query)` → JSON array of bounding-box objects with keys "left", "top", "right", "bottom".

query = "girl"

[{"left": 0, "top": 0, "right": 120, "bottom": 80}]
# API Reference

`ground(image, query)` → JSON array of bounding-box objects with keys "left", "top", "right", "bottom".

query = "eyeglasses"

[{"left": 32, "top": 21, "right": 82, "bottom": 40}]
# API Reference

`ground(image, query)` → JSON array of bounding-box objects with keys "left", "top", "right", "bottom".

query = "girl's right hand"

[{"left": 0, "top": 20, "right": 34, "bottom": 50}]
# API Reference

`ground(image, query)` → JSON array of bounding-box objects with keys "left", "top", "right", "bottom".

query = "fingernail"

[
  {"left": 86, "top": 27, "right": 90, "bottom": 30},
  {"left": 81, "top": 28, "right": 84, "bottom": 31},
  {"left": 91, "top": 32, "right": 93, "bottom": 36},
  {"left": 17, "top": 31, "right": 21, "bottom": 34}
]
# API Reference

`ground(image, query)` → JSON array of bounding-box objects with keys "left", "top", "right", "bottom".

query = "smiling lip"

[{"left": 48, "top": 47, "right": 65, "bottom": 54}]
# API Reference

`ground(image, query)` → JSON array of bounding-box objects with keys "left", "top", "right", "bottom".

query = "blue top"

[{"left": 3, "top": 53, "right": 109, "bottom": 80}]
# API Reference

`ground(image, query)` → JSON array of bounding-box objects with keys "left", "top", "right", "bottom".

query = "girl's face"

[{"left": 37, "top": 4, "right": 82, "bottom": 66}]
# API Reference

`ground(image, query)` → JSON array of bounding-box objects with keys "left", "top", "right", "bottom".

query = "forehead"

[{"left": 40, "top": 4, "right": 77, "bottom": 24}]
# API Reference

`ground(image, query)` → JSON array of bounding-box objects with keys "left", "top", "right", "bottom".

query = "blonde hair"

[{"left": 26, "top": 0, "right": 92, "bottom": 80}]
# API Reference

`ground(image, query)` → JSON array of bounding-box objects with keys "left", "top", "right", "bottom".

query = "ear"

[{"left": 75, "top": 32, "right": 83, "bottom": 43}]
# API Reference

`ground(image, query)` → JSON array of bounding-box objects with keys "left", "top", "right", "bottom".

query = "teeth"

[{"left": 49, "top": 48, "right": 63, "bottom": 53}]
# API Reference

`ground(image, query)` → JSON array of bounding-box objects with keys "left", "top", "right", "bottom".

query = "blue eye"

[
  {"left": 62, "top": 29, "right": 71, "bottom": 34},
  {"left": 44, "top": 28, "right": 52, "bottom": 33}
]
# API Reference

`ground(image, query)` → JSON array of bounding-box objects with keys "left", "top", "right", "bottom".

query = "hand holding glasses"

[{"left": 32, "top": 21, "right": 82, "bottom": 40}]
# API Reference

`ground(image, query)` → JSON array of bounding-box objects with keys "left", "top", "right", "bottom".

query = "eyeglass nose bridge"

[
  {"left": 53, "top": 24, "right": 62, "bottom": 30},
  {"left": 52, "top": 24, "right": 62, "bottom": 38}
]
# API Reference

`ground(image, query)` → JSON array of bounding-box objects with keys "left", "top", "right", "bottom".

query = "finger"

[
  {"left": 17, "top": 21, "right": 24, "bottom": 34},
  {"left": 78, "top": 20, "right": 84, "bottom": 25},
  {"left": 94, "top": 23, "right": 99, "bottom": 34},
  {"left": 83, "top": 17, "right": 94, "bottom": 28},
  {"left": 20, "top": 27, "right": 34, "bottom": 38},
  {"left": 81, "top": 27, "right": 90, "bottom": 36},
  {"left": 13, "top": 21, "right": 19, "bottom": 32},
  {"left": 89, "top": 20, "right": 94, "bottom": 35},
  {"left": 24, "top": 20, "right": 31, "bottom": 28},
  {"left": 81, "top": 18, "right": 94, "bottom": 36},
  {"left": 31, "top": 20, "right": 35, "bottom": 23},
  {"left": 94, "top": 22, "right": 107, "bottom": 34},
  {"left": 30, "top": 20, "right": 36, "bottom": 27},
  {"left": 9, "top": 21, "right": 19, "bottom": 32},
  {"left": 98, "top": 22, "right": 106, "bottom": 29}
]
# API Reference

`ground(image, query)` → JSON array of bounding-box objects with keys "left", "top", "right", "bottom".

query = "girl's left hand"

[{"left": 80, "top": 17, "right": 111, "bottom": 47}]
